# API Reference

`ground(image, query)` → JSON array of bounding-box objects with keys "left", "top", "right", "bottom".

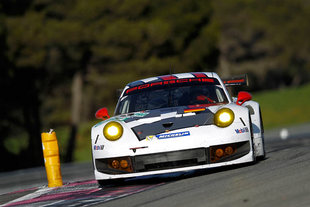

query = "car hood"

[{"left": 117, "top": 106, "right": 215, "bottom": 141}]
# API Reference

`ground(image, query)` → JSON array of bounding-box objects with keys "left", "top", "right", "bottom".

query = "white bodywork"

[{"left": 91, "top": 72, "right": 265, "bottom": 181}]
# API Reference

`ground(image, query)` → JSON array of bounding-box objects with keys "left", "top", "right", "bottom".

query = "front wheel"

[
  {"left": 256, "top": 108, "right": 266, "bottom": 160},
  {"left": 249, "top": 115, "right": 256, "bottom": 163},
  {"left": 245, "top": 104, "right": 266, "bottom": 161}
]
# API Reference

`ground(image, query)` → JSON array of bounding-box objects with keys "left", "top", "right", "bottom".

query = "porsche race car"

[{"left": 91, "top": 72, "right": 265, "bottom": 184}]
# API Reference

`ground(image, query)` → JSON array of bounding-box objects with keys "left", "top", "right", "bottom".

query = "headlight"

[
  {"left": 103, "top": 121, "right": 123, "bottom": 141},
  {"left": 214, "top": 108, "right": 235, "bottom": 127}
]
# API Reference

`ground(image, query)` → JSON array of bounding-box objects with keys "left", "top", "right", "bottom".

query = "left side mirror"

[
  {"left": 236, "top": 91, "right": 252, "bottom": 106},
  {"left": 95, "top": 107, "right": 110, "bottom": 120}
]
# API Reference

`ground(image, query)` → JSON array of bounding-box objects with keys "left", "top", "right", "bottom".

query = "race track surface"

[{"left": 1, "top": 124, "right": 310, "bottom": 207}]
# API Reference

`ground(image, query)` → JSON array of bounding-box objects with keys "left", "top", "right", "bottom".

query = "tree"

[
  {"left": 0, "top": 1, "right": 45, "bottom": 170},
  {"left": 213, "top": 0, "right": 310, "bottom": 89}
]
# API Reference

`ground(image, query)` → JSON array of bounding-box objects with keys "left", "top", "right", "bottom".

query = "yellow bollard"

[{"left": 41, "top": 129, "right": 63, "bottom": 187}]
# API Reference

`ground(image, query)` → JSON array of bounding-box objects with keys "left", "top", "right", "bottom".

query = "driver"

[{"left": 191, "top": 88, "right": 216, "bottom": 104}]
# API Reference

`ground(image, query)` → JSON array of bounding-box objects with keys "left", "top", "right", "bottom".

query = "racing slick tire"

[{"left": 256, "top": 108, "right": 266, "bottom": 160}]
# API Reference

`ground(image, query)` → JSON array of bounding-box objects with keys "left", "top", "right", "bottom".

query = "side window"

[
  {"left": 116, "top": 96, "right": 130, "bottom": 115},
  {"left": 121, "top": 99, "right": 130, "bottom": 114},
  {"left": 216, "top": 89, "right": 224, "bottom": 102},
  {"left": 215, "top": 87, "right": 228, "bottom": 103}
]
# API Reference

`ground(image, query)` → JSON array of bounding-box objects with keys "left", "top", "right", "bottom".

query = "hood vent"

[
  {"left": 162, "top": 122, "right": 173, "bottom": 128},
  {"left": 132, "top": 110, "right": 214, "bottom": 141}
]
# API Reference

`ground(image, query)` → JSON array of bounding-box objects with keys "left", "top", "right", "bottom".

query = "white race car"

[{"left": 91, "top": 72, "right": 265, "bottom": 185}]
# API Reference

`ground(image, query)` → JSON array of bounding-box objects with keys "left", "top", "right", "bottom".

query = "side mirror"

[
  {"left": 95, "top": 107, "right": 110, "bottom": 120},
  {"left": 236, "top": 91, "right": 252, "bottom": 106}
]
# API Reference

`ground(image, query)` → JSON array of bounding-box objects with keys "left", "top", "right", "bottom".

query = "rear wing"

[{"left": 222, "top": 74, "right": 248, "bottom": 87}]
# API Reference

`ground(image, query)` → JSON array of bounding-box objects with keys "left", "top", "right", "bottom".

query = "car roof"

[{"left": 126, "top": 72, "right": 219, "bottom": 88}]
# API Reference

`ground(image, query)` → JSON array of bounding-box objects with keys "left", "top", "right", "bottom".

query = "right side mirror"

[{"left": 236, "top": 91, "right": 252, "bottom": 106}]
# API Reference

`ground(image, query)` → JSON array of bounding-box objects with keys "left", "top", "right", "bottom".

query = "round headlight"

[
  {"left": 103, "top": 121, "right": 123, "bottom": 141},
  {"left": 214, "top": 108, "right": 235, "bottom": 127}
]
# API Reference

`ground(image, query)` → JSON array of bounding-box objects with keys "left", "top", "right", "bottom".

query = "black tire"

[
  {"left": 249, "top": 113, "right": 256, "bottom": 163},
  {"left": 256, "top": 107, "right": 266, "bottom": 160}
]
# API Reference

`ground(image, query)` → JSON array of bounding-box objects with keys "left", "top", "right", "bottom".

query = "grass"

[
  {"left": 252, "top": 83, "right": 310, "bottom": 129},
  {"left": 4, "top": 132, "right": 28, "bottom": 155},
  {"left": 73, "top": 121, "right": 97, "bottom": 162}
]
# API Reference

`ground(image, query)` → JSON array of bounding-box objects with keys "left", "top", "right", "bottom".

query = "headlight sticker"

[
  {"left": 214, "top": 108, "right": 235, "bottom": 127},
  {"left": 103, "top": 121, "right": 123, "bottom": 141},
  {"left": 156, "top": 131, "right": 190, "bottom": 139}
]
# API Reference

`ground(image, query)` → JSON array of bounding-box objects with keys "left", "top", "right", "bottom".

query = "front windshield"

[{"left": 115, "top": 79, "right": 228, "bottom": 115}]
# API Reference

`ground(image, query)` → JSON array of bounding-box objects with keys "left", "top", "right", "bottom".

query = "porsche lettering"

[{"left": 125, "top": 78, "right": 216, "bottom": 94}]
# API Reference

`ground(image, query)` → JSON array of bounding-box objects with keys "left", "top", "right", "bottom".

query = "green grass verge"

[
  {"left": 252, "top": 83, "right": 310, "bottom": 129},
  {"left": 73, "top": 121, "right": 96, "bottom": 162}
]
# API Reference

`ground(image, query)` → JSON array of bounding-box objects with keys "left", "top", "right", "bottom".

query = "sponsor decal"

[
  {"left": 93, "top": 145, "right": 104, "bottom": 150},
  {"left": 156, "top": 131, "right": 190, "bottom": 139},
  {"left": 235, "top": 127, "right": 249, "bottom": 134},
  {"left": 146, "top": 135, "right": 155, "bottom": 141},
  {"left": 133, "top": 112, "right": 149, "bottom": 117},
  {"left": 116, "top": 117, "right": 129, "bottom": 121},
  {"left": 94, "top": 121, "right": 105, "bottom": 128},
  {"left": 116, "top": 112, "right": 149, "bottom": 122},
  {"left": 184, "top": 107, "right": 206, "bottom": 113},
  {"left": 125, "top": 78, "right": 216, "bottom": 94}
]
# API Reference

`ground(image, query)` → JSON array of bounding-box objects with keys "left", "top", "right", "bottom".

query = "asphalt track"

[{"left": 1, "top": 123, "right": 310, "bottom": 207}]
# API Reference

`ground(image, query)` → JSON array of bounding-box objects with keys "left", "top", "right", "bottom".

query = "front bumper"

[{"left": 95, "top": 141, "right": 251, "bottom": 178}]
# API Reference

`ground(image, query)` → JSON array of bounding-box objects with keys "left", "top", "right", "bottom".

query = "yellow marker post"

[{"left": 41, "top": 129, "right": 63, "bottom": 187}]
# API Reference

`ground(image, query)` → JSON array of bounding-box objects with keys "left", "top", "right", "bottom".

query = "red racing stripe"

[
  {"left": 158, "top": 75, "right": 177, "bottom": 80},
  {"left": 191, "top": 72, "right": 207, "bottom": 78}
]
